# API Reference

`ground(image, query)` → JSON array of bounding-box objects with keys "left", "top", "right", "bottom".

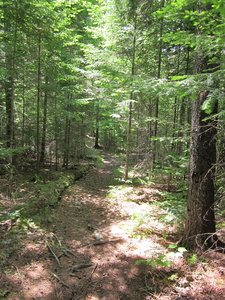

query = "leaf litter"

[{"left": 0, "top": 153, "right": 225, "bottom": 300}]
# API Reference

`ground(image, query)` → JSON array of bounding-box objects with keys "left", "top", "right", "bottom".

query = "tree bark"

[
  {"left": 152, "top": 0, "right": 164, "bottom": 166},
  {"left": 3, "top": 2, "right": 16, "bottom": 150},
  {"left": 125, "top": 100, "right": 133, "bottom": 180},
  {"left": 94, "top": 100, "right": 100, "bottom": 149},
  {"left": 183, "top": 91, "right": 218, "bottom": 249},
  {"left": 3, "top": 0, "right": 17, "bottom": 201},
  {"left": 36, "top": 34, "right": 41, "bottom": 173},
  {"left": 182, "top": 0, "right": 224, "bottom": 251},
  {"left": 63, "top": 100, "right": 71, "bottom": 169},
  {"left": 124, "top": 16, "right": 136, "bottom": 180},
  {"left": 40, "top": 76, "right": 48, "bottom": 163}
]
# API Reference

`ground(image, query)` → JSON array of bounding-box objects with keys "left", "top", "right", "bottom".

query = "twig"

[
  {"left": 47, "top": 244, "right": 61, "bottom": 265},
  {"left": 53, "top": 233, "right": 63, "bottom": 247},
  {"left": 52, "top": 234, "right": 79, "bottom": 258},
  {"left": 50, "top": 272, "right": 71, "bottom": 289},
  {"left": 84, "top": 239, "right": 122, "bottom": 248},
  {"left": 69, "top": 263, "right": 93, "bottom": 272},
  {"left": 64, "top": 248, "right": 79, "bottom": 258},
  {"left": 90, "top": 263, "right": 98, "bottom": 280},
  {"left": 84, "top": 240, "right": 108, "bottom": 248}
]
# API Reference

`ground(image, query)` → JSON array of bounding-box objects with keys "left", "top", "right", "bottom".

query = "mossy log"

[{"left": 21, "top": 166, "right": 90, "bottom": 223}]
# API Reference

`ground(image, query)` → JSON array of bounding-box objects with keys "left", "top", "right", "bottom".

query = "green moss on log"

[{"left": 21, "top": 167, "right": 90, "bottom": 223}]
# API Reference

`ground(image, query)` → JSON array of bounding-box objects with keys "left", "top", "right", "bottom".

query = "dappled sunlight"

[
  {"left": 0, "top": 225, "right": 58, "bottom": 300},
  {"left": 4, "top": 274, "right": 55, "bottom": 299},
  {"left": 1, "top": 154, "right": 225, "bottom": 299}
]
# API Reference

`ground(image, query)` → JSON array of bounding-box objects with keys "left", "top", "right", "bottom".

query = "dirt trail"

[
  {"left": 50, "top": 153, "right": 151, "bottom": 300},
  {"left": 1, "top": 153, "right": 225, "bottom": 300}
]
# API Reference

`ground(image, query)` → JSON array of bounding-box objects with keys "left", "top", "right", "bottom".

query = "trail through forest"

[
  {"left": 0, "top": 153, "right": 225, "bottom": 300},
  {"left": 48, "top": 153, "right": 153, "bottom": 300}
]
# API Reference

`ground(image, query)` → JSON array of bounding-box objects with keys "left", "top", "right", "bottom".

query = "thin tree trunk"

[
  {"left": 63, "top": 100, "right": 71, "bottom": 169},
  {"left": 63, "top": 117, "right": 69, "bottom": 169},
  {"left": 4, "top": 5, "right": 16, "bottom": 150},
  {"left": 3, "top": 2, "right": 17, "bottom": 202},
  {"left": 125, "top": 100, "right": 133, "bottom": 180},
  {"left": 177, "top": 97, "right": 186, "bottom": 155},
  {"left": 152, "top": 0, "right": 164, "bottom": 165},
  {"left": 40, "top": 76, "right": 48, "bottom": 163},
  {"left": 125, "top": 19, "right": 136, "bottom": 180},
  {"left": 65, "top": 120, "right": 71, "bottom": 168},
  {"left": 171, "top": 96, "right": 177, "bottom": 151},
  {"left": 22, "top": 75, "right": 26, "bottom": 146},
  {"left": 94, "top": 100, "right": 100, "bottom": 148},
  {"left": 36, "top": 34, "right": 41, "bottom": 173},
  {"left": 147, "top": 101, "right": 153, "bottom": 170},
  {"left": 54, "top": 92, "right": 59, "bottom": 170}
]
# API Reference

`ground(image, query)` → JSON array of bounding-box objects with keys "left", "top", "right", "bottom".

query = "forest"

[{"left": 0, "top": 0, "right": 225, "bottom": 299}]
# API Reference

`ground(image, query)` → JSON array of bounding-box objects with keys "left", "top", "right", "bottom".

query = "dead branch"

[
  {"left": 52, "top": 233, "right": 79, "bottom": 258},
  {"left": 89, "top": 263, "right": 98, "bottom": 280},
  {"left": 64, "top": 248, "right": 79, "bottom": 258},
  {"left": 84, "top": 238, "right": 123, "bottom": 248},
  {"left": 47, "top": 244, "right": 61, "bottom": 265},
  {"left": 53, "top": 233, "right": 63, "bottom": 247},
  {"left": 69, "top": 263, "right": 93, "bottom": 272},
  {"left": 50, "top": 272, "right": 71, "bottom": 289}
]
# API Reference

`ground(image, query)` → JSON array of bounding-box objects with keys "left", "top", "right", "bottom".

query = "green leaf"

[
  {"left": 168, "top": 274, "right": 176, "bottom": 280},
  {"left": 168, "top": 244, "right": 177, "bottom": 249},
  {"left": 177, "top": 247, "right": 188, "bottom": 253}
]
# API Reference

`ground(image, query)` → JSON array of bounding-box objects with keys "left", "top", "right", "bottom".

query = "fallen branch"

[
  {"left": 52, "top": 234, "right": 63, "bottom": 247},
  {"left": 64, "top": 248, "right": 79, "bottom": 258},
  {"left": 47, "top": 244, "right": 61, "bottom": 265},
  {"left": 52, "top": 234, "right": 79, "bottom": 258},
  {"left": 90, "top": 263, "right": 98, "bottom": 280},
  {"left": 69, "top": 263, "right": 93, "bottom": 272},
  {"left": 50, "top": 272, "right": 71, "bottom": 289},
  {"left": 84, "top": 238, "right": 123, "bottom": 248}
]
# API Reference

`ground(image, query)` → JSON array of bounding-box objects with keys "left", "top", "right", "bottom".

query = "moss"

[{"left": 20, "top": 166, "right": 90, "bottom": 224}]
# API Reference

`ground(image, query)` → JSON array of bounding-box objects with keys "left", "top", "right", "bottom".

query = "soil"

[{"left": 0, "top": 153, "right": 225, "bottom": 300}]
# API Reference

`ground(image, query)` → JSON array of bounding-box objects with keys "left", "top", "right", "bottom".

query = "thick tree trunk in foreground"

[
  {"left": 182, "top": 0, "right": 225, "bottom": 251},
  {"left": 183, "top": 91, "right": 219, "bottom": 249}
]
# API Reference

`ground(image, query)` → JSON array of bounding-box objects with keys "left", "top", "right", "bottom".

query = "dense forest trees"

[{"left": 1, "top": 0, "right": 225, "bottom": 250}]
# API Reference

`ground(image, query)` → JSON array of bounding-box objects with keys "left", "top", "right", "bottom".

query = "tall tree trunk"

[
  {"left": 4, "top": 3, "right": 16, "bottom": 150},
  {"left": 94, "top": 100, "right": 100, "bottom": 149},
  {"left": 152, "top": 0, "right": 164, "bottom": 165},
  {"left": 54, "top": 93, "right": 59, "bottom": 170},
  {"left": 36, "top": 34, "right": 41, "bottom": 172},
  {"left": 183, "top": 91, "right": 218, "bottom": 249},
  {"left": 22, "top": 74, "right": 26, "bottom": 146},
  {"left": 63, "top": 100, "right": 71, "bottom": 169},
  {"left": 171, "top": 96, "right": 177, "bottom": 151},
  {"left": 40, "top": 76, "right": 48, "bottom": 163},
  {"left": 3, "top": 1, "right": 17, "bottom": 202},
  {"left": 125, "top": 100, "right": 133, "bottom": 180},
  {"left": 182, "top": 2, "right": 224, "bottom": 250},
  {"left": 125, "top": 16, "right": 137, "bottom": 180},
  {"left": 147, "top": 101, "right": 154, "bottom": 170}
]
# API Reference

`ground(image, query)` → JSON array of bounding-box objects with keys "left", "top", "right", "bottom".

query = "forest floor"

[{"left": 0, "top": 152, "right": 225, "bottom": 300}]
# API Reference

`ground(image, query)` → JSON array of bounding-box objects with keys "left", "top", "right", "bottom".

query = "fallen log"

[{"left": 20, "top": 166, "right": 91, "bottom": 223}]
